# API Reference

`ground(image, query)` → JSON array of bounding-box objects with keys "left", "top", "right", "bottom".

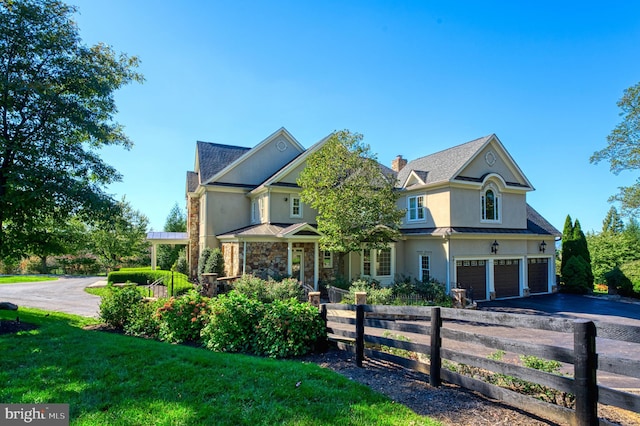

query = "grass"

[
  {"left": 0, "top": 275, "right": 58, "bottom": 284},
  {"left": 0, "top": 308, "right": 440, "bottom": 426}
]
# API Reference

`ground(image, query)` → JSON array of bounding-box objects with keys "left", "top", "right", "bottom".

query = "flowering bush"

[
  {"left": 255, "top": 298, "right": 326, "bottom": 358},
  {"left": 155, "top": 290, "right": 210, "bottom": 343}
]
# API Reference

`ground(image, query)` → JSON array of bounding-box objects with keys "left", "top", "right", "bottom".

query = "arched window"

[{"left": 481, "top": 189, "right": 500, "bottom": 221}]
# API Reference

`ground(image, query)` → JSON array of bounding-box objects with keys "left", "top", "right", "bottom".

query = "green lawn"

[
  {"left": 0, "top": 275, "right": 58, "bottom": 284},
  {"left": 0, "top": 308, "right": 440, "bottom": 426}
]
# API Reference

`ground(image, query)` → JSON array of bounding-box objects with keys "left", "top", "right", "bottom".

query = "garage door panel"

[
  {"left": 528, "top": 258, "right": 549, "bottom": 294},
  {"left": 494, "top": 259, "right": 520, "bottom": 298},
  {"left": 456, "top": 260, "right": 487, "bottom": 301}
]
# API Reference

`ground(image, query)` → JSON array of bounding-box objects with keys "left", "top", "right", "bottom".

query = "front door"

[{"left": 292, "top": 248, "right": 304, "bottom": 283}]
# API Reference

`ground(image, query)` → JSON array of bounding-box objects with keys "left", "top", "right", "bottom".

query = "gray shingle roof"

[
  {"left": 196, "top": 141, "right": 251, "bottom": 184},
  {"left": 396, "top": 135, "right": 493, "bottom": 188}
]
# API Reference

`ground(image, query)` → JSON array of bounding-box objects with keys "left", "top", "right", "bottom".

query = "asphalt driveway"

[
  {"left": 479, "top": 293, "right": 640, "bottom": 327},
  {"left": 0, "top": 276, "right": 102, "bottom": 318}
]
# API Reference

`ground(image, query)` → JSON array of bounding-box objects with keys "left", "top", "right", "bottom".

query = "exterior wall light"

[
  {"left": 539, "top": 241, "right": 547, "bottom": 253},
  {"left": 491, "top": 240, "right": 499, "bottom": 254}
]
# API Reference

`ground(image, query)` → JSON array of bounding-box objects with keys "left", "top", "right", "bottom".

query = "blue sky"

[{"left": 69, "top": 0, "right": 640, "bottom": 233}]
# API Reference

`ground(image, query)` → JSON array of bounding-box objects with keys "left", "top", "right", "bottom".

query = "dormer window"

[
  {"left": 481, "top": 188, "right": 500, "bottom": 222},
  {"left": 407, "top": 195, "right": 425, "bottom": 221},
  {"left": 290, "top": 195, "right": 302, "bottom": 218}
]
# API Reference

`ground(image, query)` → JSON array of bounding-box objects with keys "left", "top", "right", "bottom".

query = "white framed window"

[
  {"left": 376, "top": 248, "right": 391, "bottom": 276},
  {"left": 362, "top": 250, "right": 371, "bottom": 276},
  {"left": 251, "top": 197, "right": 265, "bottom": 223},
  {"left": 322, "top": 251, "right": 333, "bottom": 268},
  {"left": 481, "top": 187, "right": 500, "bottom": 222},
  {"left": 251, "top": 200, "right": 258, "bottom": 223},
  {"left": 419, "top": 255, "right": 430, "bottom": 282},
  {"left": 407, "top": 195, "right": 425, "bottom": 221},
  {"left": 290, "top": 195, "right": 302, "bottom": 218},
  {"left": 361, "top": 245, "right": 395, "bottom": 279}
]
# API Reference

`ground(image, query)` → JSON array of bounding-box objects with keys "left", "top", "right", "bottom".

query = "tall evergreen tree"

[
  {"left": 561, "top": 215, "right": 574, "bottom": 273},
  {"left": 561, "top": 215, "right": 594, "bottom": 292},
  {"left": 602, "top": 206, "right": 624, "bottom": 235}
]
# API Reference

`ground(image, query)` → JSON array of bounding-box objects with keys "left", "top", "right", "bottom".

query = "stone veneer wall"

[
  {"left": 292, "top": 242, "right": 316, "bottom": 288},
  {"left": 187, "top": 195, "right": 200, "bottom": 280},
  {"left": 245, "top": 242, "right": 289, "bottom": 280},
  {"left": 221, "top": 242, "right": 240, "bottom": 277}
]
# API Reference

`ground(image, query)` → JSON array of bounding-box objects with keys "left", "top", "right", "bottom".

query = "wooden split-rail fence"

[{"left": 319, "top": 302, "right": 640, "bottom": 426}]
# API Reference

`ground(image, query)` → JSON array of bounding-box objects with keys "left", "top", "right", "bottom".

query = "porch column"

[
  {"left": 287, "top": 241, "right": 293, "bottom": 276},
  {"left": 314, "top": 242, "right": 319, "bottom": 291},
  {"left": 151, "top": 243, "right": 157, "bottom": 270}
]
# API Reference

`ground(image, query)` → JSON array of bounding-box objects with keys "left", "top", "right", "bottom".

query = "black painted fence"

[{"left": 320, "top": 303, "right": 640, "bottom": 426}]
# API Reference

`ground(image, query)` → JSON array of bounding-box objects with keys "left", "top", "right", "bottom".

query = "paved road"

[{"left": 0, "top": 276, "right": 102, "bottom": 318}]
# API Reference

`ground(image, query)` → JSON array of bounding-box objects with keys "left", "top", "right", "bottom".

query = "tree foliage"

[
  {"left": 0, "top": 0, "right": 143, "bottom": 259},
  {"left": 561, "top": 215, "right": 593, "bottom": 292},
  {"left": 591, "top": 81, "right": 640, "bottom": 217},
  {"left": 297, "top": 130, "right": 404, "bottom": 253},
  {"left": 602, "top": 206, "right": 624, "bottom": 235},
  {"left": 156, "top": 202, "right": 187, "bottom": 270},
  {"left": 89, "top": 198, "right": 149, "bottom": 271}
]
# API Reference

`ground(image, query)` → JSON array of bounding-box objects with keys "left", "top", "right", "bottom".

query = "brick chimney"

[{"left": 391, "top": 155, "right": 407, "bottom": 172}]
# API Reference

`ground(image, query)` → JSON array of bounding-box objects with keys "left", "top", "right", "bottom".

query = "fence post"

[
  {"left": 430, "top": 307, "right": 442, "bottom": 387},
  {"left": 171, "top": 271, "right": 174, "bottom": 296},
  {"left": 317, "top": 303, "right": 328, "bottom": 353},
  {"left": 574, "top": 320, "right": 598, "bottom": 426},
  {"left": 355, "top": 303, "right": 365, "bottom": 368}
]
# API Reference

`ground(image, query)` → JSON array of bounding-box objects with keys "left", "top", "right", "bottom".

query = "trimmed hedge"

[{"left": 107, "top": 270, "right": 194, "bottom": 295}]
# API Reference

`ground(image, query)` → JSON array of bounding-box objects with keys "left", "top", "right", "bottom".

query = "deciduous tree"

[
  {"left": 0, "top": 0, "right": 143, "bottom": 259},
  {"left": 89, "top": 198, "right": 149, "bottom": 271},
  {"left": 297, "top": 130, "right": 404, "bottom": 254},
  {"left": 591, "top": 81, "right": 640, "bottom": 217},
  {"left": 156, "top": 203, "right": 187, "bottom": 270}
]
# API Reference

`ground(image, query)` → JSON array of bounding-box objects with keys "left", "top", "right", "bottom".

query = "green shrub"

[
  {"left": 232, "top": 274, "right": 269, "bottom": 302},
  {"left": 619, "top": 260, "right": 640, "bottom": 297},
  {"left": 560, "top": 256, "right": 591, "bottom": 294},
  {"left": 204, "top": 248, "right": 224, "bottom": 277},
  {"left": 198, "top": 247, "right": 212, "bottom": 283},
  {"left": 99, "top": 285, "right": 143, "bottom": 330},
  {"left": 201, "top": 291, "right": 265, "bottom": 353},
  {"left": 107, "top": 270, "right": 193, "bottom": 295},
  {"left": 172, "top": 248, "right": 188, "bottom": 276},
  {"left": 341, "top": 279, "right": 393, "bottom": 305},
  {"left": 255, "top": 298, "right": 326, "bottom": 358},
  {"left": 155, "top": 290, "right": 210, "bottom": 343},
  {"left": 231, "top": 274, "right": 304, "bottom": 303},
  {"left": 124, "top": 299, "right": 161, "bottom": 338},
  {"left": 266, "top": 277, "right": 305, "bottom": 302},
  {"left": 604, "top": 266, "right": 633, "bottom": 295}
]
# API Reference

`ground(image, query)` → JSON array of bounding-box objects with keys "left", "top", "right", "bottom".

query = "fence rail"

[{"left": 321, "top": 303, "right": 640, "bottom": 425}]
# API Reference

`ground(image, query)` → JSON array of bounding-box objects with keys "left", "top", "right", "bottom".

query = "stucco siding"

[
  {"left": 204, "top": 190, "right": 250, "bottom": 241},
  {"left": 458, "top": 144, "right": 522, "bottom": 185},
  {"left": 217, "top": 138, "right": 302, "bottom": 185},
  {"left": 449, "top": 187, "right": 527, "bottom": 228}
]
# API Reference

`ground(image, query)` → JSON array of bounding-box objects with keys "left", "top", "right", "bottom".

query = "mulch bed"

[{"left": 0, "top": 319, "right": 39, "bottom": 335}]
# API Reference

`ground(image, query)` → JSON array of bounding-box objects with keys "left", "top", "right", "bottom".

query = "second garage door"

[{"left": 494, "top": 259, "right": 520, "bottom": 298}]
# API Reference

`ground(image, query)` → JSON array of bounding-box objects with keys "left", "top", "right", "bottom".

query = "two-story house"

[{"left": 186, "top": 128, "right": 560, "bottom": 300}]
